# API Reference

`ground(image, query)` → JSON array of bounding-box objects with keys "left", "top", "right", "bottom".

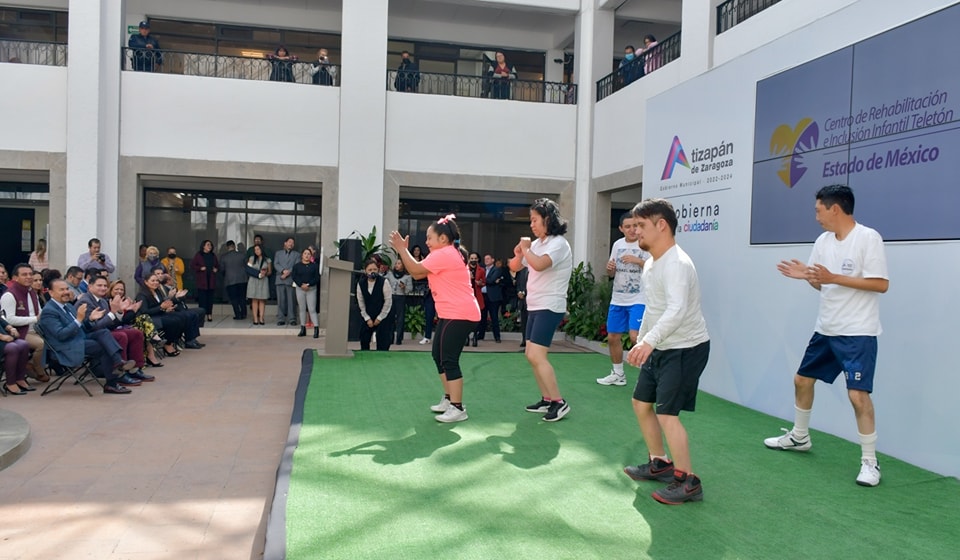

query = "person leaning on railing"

[
  {"left": 394, "top": 50, "right": 421, "bottom": 92},
  {"left": 128, "top": 20, "right": 162, "bottom": 72},
  {"left": 619, "top": 45, "right": 644, "bottom": 86},
  {"left": 488, "top": 51, "right": 517, "bottom": 99},
  {"left": 641, "top": 34, "right": 660, "bottom": 75},
  {"left": 309, "top": 48, "right": 337, "bottom": 86},
  {"left": 267, "top": 46, "right": 298, "bottom": 82}
]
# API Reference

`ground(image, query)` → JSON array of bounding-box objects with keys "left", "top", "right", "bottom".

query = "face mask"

[
  {"left": 168, "top": 253, "right": 176, "bottom": 259},
  {"left": 625, "top": 53, "right": 635, "bottom": 61},
  {"left": 367, "top": 272, "right": 378, "bottom": 279}
]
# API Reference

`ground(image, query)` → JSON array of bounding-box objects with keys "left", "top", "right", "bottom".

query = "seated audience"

[
  {"left": 78, "top": 276, "right": 154, "bottom": 382},
  {"left": 33, "top": 270, "right": 49, "bottom": 307},
  {"left": 154, "top": 265, "right": 206, "bottom": 340},
  {"left": 1, "top": 313, "right": 33, "bottom": 395},
  {"left": 64, "top": 266, "right": 85, "bottom": 299},
  {"left": 0, "top": 264, "right": 7, "bottom": 297},
  {"left": 39, "top": 279, "right": 139, "bottom": 394},
  {"left": 1, "top": 263, "right": 48, "bottom": 382},
  {"left": 109, "top": 280, "right": 163, "bottom": 367}
]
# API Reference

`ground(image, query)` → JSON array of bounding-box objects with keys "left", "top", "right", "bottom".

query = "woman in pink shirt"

[{"left": 390, "top": 214, "right": 481, "bottom": 423}]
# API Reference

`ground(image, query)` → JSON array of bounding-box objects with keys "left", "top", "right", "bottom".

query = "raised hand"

[
  {"left": 777, "top": 259, "right": 808, "bottom": 280},
  {"left": 388, "top": 231, "right": 409, "bottom": 252}
]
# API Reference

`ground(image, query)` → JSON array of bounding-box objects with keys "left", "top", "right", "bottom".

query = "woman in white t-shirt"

[{"left": 509, "top": 198, "right": 573, "bottom": 422}]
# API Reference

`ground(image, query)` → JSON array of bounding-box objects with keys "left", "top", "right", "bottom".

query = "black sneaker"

[
  {"left": 525, "top": 399, "right": 551, "bottom": 413},
  {"left": 652, "top": 474, "right": 703, "bottom": 505},
  {"left": 624, "top": 458, "right": 675, "bottom": 482},
  {"left": 543, "top": 400, "right": 570, "bottom": 422}
]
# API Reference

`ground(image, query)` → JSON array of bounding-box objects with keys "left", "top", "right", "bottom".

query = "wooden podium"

[{"left": 319, "top": 258, "right": 355, "bottom": 357}]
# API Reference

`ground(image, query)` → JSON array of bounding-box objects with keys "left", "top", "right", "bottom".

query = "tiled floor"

[{"left": 0, "top": 308, "right": 589, "bottom": 559}]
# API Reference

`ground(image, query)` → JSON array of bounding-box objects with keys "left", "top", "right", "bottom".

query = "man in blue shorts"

[
  {"left": 597, "top": 212, "right": 648, "bottom": 386},
  {"left": 623, "top": 199, "right": 710, "bottom": 505},
  {"left": 764, "top": 185, "right": 889, "bottom": 487}
]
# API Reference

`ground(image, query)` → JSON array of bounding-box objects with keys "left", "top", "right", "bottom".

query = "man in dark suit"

[
  {"left": 78, "top": 276, "right": 154, "bottom": 383},
  {"left": 39, "top": 279, "right": 139, "bottom": 394},
  {"left": 480, "top": 254, "right": 504, "bottom": 343}
]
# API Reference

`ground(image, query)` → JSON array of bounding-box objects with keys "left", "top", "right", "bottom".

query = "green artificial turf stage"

[{"left": 286, "top": 351, "right": 959, "bottom": 559}]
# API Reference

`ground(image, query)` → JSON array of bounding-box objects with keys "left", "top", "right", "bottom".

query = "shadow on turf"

[
  {"left": 329, "top": 421, "right": 461, "bottom": 465},
  {"left": 485, "top": 419, "right": 560, "bottom": 469}
]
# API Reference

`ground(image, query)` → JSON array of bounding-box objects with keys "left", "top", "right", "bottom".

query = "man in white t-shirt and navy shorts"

[
  {"left": 622, "top": 199, "right": 710, "bottom": 505},
  {"left": 597, "top": 212, "right": 649, "bottom": 386},
  {"left": 764, "top": 185, "right": 889, "bottom": 487}
]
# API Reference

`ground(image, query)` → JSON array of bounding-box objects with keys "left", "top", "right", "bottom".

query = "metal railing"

[
  {"left": 717, "top": 0, "right": 784, "bottom": 34},
  {"left": 386, "top": 70, "right": 577, "bottom": 105},
  {"left": 121, "top": 47, "right": 340, "bottom": 85},
  {"left": 596, "top": 31, "right": 680, "bottom": 102},
  {"left": 0, "top": 39, "right": 67, "bottom": 66}
]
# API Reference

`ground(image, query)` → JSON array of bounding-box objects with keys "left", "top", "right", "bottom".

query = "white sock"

[
  {"left": 650, "top": 454, "right": 670, "bottom": 463},
  {"left": 612, "top": 362, "right": 624, "bottom": 375},
  {"left": 792, "top": 406, "right": 812, "bottom": 438},
  {"left": 859, "top": 431, "right": 878, "bottom": 462}
]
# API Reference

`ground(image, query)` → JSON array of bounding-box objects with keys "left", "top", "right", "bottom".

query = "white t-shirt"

[
  {"left": 608, "top": 238, "right": 648, "bottom": 307},
  {"left": 524, "top": 235, "right": 572, "bottom": 314},
  {"left": 638, "top": 244, "right": 710, "bottom": 350},
  {"left": 808, "top": 223, "right": 887, "bottom": 336}
]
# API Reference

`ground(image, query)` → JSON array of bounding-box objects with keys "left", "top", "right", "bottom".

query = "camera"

[{"left": 97, "top": 254, "right": 105, "bottom": 262}]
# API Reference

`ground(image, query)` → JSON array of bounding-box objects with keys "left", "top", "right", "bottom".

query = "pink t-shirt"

[{"left": 421, "top": 245, "right": 481, "bottom": 321}]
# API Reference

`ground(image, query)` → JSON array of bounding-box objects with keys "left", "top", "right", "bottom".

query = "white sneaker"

[
  {"left": 430, "top": 396, "right": 451, "bottom": 413},
  {"left": 419, "top": 337, "right": 431, "bottom": 345},
  {"left": 435, "top": 405, "right": 468, "bottom": 423},
  {"left": 596, "top": 371, "right": 627, "bottom": 386},
  {"left": 763, "top": 428, "right": 812, "bottom": 451},
  {"left": 856, "top": 459, "right": 881, "bottom": 487}
]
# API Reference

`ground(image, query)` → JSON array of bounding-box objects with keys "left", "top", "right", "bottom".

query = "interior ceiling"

[
  {"left": 400, "top": 186, "right": 542, "bottom": 205},
  {"left": 140, "top": 175, "right": 321, "bottom": 196}
]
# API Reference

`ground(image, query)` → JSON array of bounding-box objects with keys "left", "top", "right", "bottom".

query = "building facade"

[{"left": 2, "top": 0, "right": 959, "bottom": 477}]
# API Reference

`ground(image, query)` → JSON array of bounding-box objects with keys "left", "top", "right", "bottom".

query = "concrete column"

[
  {"left": 65, "top": 0, "right": 124, "bottom": 268},
  {"left": 337, "top": 0, "right": 389, "bottom": 241},
  {"left": 571, "top": 1, "right": 614, "bottom": 264},
  {"left": 681, "top": 0, "right": 717, "bottom": 75},
  {"left": 545, "top": 48, "right": 565, "bottom": 83}
]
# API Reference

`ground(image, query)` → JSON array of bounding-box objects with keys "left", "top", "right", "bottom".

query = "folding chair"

[{"left": 33, "top": 323, "right": 103, "bottom": 397}]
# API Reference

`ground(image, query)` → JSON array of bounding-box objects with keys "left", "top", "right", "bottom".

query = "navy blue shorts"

[
  {"left": 606, "top": 304, "right": 645, "bottom": 334},
  {"left": 633, "top": 341, "right": 710, "bottom": 416},
  {"left": 525, "top": 310, "right": 564, "bottom": 347},
  {"left": 797, "top": 333, "right": 877, "bottom": 393}
]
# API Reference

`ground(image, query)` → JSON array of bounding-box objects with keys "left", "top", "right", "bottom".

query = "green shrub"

[{"left": 405, "top": 303, "right": 425, "bottom": 337}]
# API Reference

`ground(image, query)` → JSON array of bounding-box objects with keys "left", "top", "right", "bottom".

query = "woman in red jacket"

[
  {"left": 190, "top": 240, "right": 219, "bottom": 322},
  {"left": 467, "top": 251, "right": 485, "bottom": 347}
]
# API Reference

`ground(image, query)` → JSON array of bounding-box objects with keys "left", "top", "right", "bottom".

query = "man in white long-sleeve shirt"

[{"left": 622, "top": 198, "right": 710, "bottom": 505}]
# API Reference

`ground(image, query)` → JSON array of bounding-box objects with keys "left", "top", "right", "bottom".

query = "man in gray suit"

[
  {"left": 274, "top": 237, "right": 299, "bottom": 326},
  {"left": 220, "top": 240, "right": 248, "bottom": 320},
  {"left": 39, "top": 279, "right": 138, "bottom": 394}
]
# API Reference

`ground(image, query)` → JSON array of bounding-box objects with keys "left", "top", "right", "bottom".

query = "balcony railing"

[
  {"left": 717, "top": 0, "right": 784, "bottom": 34},
  {"left": 596, "top": 31, "right": 680, "bottom": 102},
  {"left": 386, "top": 70, "right": 577, "bottom": 105},
  {"left": 1, "top": 39, "right": 67, "bottom": 66},
  {"left": 121, "top": 47, "right": 339, "bottom": 85}
]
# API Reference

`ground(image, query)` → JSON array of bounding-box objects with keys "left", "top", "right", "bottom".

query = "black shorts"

[
  {"left": 432, "top": 319, "right": 477, "bottom": 381},
  {"left": 633, "top": 340, "right": 710, "bottom": 416}
]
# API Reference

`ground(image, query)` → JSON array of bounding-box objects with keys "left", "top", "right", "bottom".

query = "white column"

[
  {"left": 681, "top": 0, "right": 717, "bottom": 76},
  {"left": 545, "top": 48, "right": 565, "bottom": 83},
  {"left": 571, "top": 1, "right": 614, "bottom": 264},
  {"left": 65, "top": 0, "right": 123, "bottom": 267},
  {"left": 337, "top": 0, "right": 389, "bottom": 240}
]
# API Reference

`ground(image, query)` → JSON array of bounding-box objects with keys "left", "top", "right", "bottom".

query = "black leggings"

[{"left": 432, "top": 319, "right": 478, "bottom": 381}]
